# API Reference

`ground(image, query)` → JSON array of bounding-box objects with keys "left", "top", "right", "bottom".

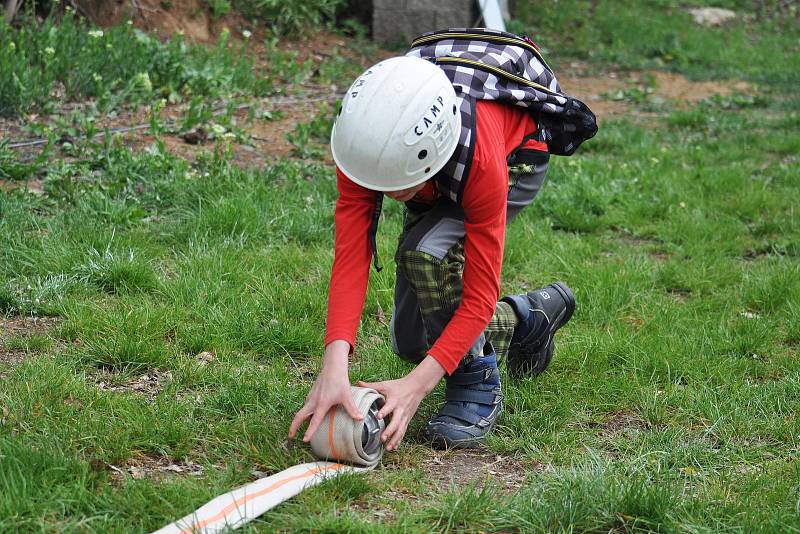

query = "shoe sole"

[
  {"left": 509, "top": 281, "right": 575, "bottom": 378},
  {"left": 426, "top": 405, "right": 503, "bottom": 450}
]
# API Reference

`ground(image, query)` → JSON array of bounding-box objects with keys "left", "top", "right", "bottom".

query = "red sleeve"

[
  {"left": 324, "top": 168, "right": 376, "bottom": 351},
  {"left": 427, "top": 105, "right": 510, "bottom": 374}
]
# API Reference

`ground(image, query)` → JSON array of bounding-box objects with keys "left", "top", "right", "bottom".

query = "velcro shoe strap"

[
  {"left": 446, "top": 368, "right": 494, "bottom": 386},
  {"left": 437, "top": 404, "right": 487, "bottom": 426},
  {"left": 445, "top": 387, "right": 501, "bottom": 405}
]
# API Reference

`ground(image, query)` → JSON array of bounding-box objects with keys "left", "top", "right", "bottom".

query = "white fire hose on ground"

[{"left": 153, "top": 387, "right": 385, "bottom": 534}]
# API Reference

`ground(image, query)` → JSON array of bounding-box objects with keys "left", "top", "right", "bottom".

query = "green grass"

[
  {"left": 231, "top": 0, "right": 345, "bottom": 35},
  {"left": 510, "top": 0, "right": 800, "bottom": 87},
  {"left": 0, "top": 12, "right": 272, "bottom": 118},
  {"left": 1, "top": 1, "right": 800, "bottom": 532}
]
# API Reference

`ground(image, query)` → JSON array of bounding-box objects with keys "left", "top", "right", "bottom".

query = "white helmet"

[{"left": 330, "top": 56, "right": 461, "bottom": 192}]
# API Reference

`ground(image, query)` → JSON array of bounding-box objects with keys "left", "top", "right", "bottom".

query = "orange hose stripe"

[
  {"left": 327, "top": 408, "right": 339, "bottom": 460},
  {"left": 178, "top": 463, "right": 346, "bottom": 533}
]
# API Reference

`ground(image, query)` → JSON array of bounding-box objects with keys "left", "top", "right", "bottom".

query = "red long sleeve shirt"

[{"left": 325, "top": 100, "right": 548, "bottom": 374}]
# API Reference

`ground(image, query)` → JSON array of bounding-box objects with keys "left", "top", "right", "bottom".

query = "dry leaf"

[
  {"left": 63, "top": 395, "right": 84, "bottom": 408},
  {"left": 376, "top": 301, "right": 387, "bottom": 326}
]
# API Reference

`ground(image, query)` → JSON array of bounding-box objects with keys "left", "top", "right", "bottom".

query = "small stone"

[
  {"left": 688, "top": 7, "right": 736, "bottom": 26},
  {"left": 129, "top": 466, "right": 146, "bottom": 479},
  {"left": 196, "top": 351, "right": 215, "bottom": 365}
]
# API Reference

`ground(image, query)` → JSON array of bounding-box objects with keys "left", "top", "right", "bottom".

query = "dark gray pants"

[{"left": 390, "top": 159, "right": 550, "bottom": 367}]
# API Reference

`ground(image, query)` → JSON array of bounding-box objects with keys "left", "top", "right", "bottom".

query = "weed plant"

[
  {"left": 231, "top": 0, "right": 344, "bottom": 35},
  {"left": 203, "top": 0, "right": 344, "bottom": 34},
  {"left": 0, "top": 12, "right": 271, "bottom": 118}
]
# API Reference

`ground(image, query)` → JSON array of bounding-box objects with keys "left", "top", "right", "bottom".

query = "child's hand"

[
  {"left": 358, "top": 355, "right": 445, "bottom": 451},
  {"left": 288, "top": 341, "right": 363, "bottom": 442}
]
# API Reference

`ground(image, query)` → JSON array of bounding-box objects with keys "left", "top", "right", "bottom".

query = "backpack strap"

[
  {"left": 432, "top": 56, "right": 558, "bottom": 97},
  {"left": 410, "top": 28, "right": 553, "bottom": 72},
  {"left": 506, "top": 133, "right": 550, "bottom": 166},
  {"left": 367, "top": 193, "right": 383, "bottom": 272}
]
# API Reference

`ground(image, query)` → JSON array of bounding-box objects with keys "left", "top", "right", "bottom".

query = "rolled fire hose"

[{"left": 153, "top": 387, "right": 385, "bottom": 534}]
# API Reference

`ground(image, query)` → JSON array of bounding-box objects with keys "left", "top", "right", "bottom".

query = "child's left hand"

[{"left": 358, "top": 355, "right": 445, "bottom": 451}]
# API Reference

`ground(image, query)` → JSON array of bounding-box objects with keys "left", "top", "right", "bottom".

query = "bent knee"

[{"left": 392, "top": 325, "right": 428, "bottom": 364}]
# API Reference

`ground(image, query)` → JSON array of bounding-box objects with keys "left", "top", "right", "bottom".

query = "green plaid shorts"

[{"left": 390, "top": 160, "right": 549, "bottom": 367}]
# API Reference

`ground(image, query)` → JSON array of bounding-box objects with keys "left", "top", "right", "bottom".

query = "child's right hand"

[{"left": 288, "top": 340, "right": 363, "bottom": 442}]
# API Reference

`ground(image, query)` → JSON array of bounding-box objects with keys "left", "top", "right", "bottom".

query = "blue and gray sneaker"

[
  {"left": 425, "top": 346, "right": 503, "bottom": 449},
  {"left": 500, "top": 281, "right": 576, "bottom": 378}
]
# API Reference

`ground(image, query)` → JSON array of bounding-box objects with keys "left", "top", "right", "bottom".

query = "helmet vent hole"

[
  {"left": 417, "top": 150, "right": 428, "bottom": 160},
  {"left": 452, "top": 105, "right": 457, "bottom": 115},
  {"left": 424, "top": 166, "right": 431, "bottom": 173}
]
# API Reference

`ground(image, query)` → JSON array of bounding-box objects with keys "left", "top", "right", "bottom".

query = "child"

[{"left": 289, "top": 29, "right": 595, "bottom": 450}]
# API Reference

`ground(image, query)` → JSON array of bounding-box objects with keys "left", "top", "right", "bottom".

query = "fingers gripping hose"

[
  {"left": 310, "top": 386, "right": 385, "bottom": 468},
  {"left": 153, "top": 387, "right": 385, "bottom": 534}
]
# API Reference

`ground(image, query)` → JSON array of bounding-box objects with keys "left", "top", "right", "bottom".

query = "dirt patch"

[
  {"left": 560, "top": 66, "right": 751, "bottom": 122},
  {"left": 419, "top": 449, "right": 533, "bottom": 491},
  {"left": 0, "top": 179, "right": 46, "bottom": 196},
  {"left": 349, "top": 497, "right": 397, "bottom": 522},
  {"left": 743, "top": 248, "right": 770, "bottom": 261},
  {"left": 666, "top": 288, "right": 692, "bottom": 302},
  {"left": 96, "top": 369, "right": 173, "bottom": 400},
  {"left": 79, "top": 0, "right": 235, "bottom": 43},
  {"left": 601, "top": 411, "right": 650, "bottom": 437},
  {"left": 246, "top": 103, "right": 319, "bottom": 162},
  {"left": 1, "top": 89, "right": 337, "bottom": 187},
  {"left": 559, "top": 70, "right": 631, "bottom": 121},
  {"left": 128, "top": 93, "right": 333, "bottom": 167},
  {"left": 688, "top": 7, "right": 737, "bottom": 27},
  {"left": 0, "top": 316, "right": 62, "bottom": 364},
  {"left": 195, "top": 350, "right": 215, "bottom": 365},
  {"left": 104, "top": 454, "right": 207, "bottom": 483},
  {"left": 612, "top": 233, "right": 662, "bottom": 247},
  {"left": 650, "top": 71, "right": 748, "bottom": 103}
]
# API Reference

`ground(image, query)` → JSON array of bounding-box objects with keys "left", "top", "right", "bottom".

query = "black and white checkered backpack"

[
  {"left": 406, "top": 27, "right": 598, "bottom": 203},
  {"left": 366, "top": 28, "right": 598, "bottom": 271}
]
